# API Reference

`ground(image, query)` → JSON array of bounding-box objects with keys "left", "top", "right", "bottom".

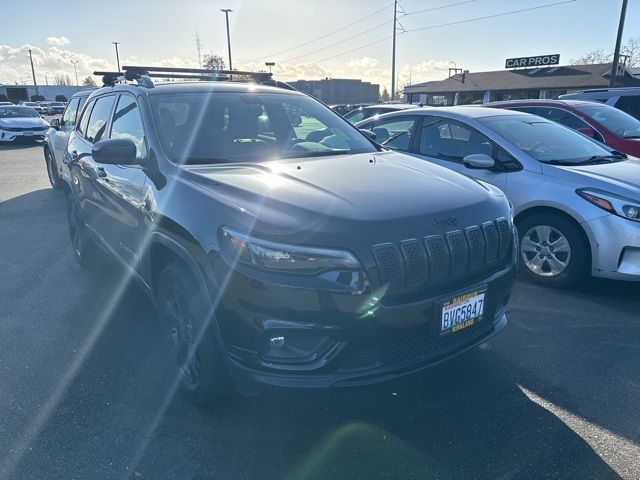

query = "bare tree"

[
  {"left": 202, "top": 53, "right": 225, "bottom": 70},
  {"left": 54, "top": 74, "right": 73, "bottom": 86},
  {"left": 570, "top": 38, "right": 640, "bottom": 67}
]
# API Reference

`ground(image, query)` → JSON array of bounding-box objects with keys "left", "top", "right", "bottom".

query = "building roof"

[{"left": 404, "top": 63, "right": 640, "bottom": 94}]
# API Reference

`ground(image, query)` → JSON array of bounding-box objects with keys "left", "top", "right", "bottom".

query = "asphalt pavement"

[{"left": 0, "top": 141, "right": 638, "bottom": 480}]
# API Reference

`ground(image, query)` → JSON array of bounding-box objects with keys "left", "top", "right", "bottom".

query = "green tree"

[
  {"left": 82, "top": 76, "right": 97, "bottom": 87},
  {"left": 380, "top": 88, "right": 390, "bottom": 102}
]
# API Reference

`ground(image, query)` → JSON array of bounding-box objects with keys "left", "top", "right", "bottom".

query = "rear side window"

[
  {"left": 61, "top": 98, "right": 80, "bottom": 127},
  {"left": 616, "top": 96, "right": 640, "bottom": 120},
  {"left": 419, "top": 117, "right": 492, "bottom": 162},
  {"left": 369, "top": 116, "right": 418, "bottom": 152},
  {"left": 85, "top": 95, "right": 116, "bottom": 143},
  {"left": 77, "top": 99, "right": 94, "bottom": 137}
]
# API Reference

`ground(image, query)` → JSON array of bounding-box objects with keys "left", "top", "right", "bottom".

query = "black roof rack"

[{"left": 94, "top": 66, "right": 296, "bottom": 91}]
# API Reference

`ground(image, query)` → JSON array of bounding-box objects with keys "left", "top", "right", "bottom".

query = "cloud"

[
  {"left": 0, "top": 43, "right": 450, "bottom": 94},
  {"left": 46, "top": 36, "right": 70, "bottom": 47}
]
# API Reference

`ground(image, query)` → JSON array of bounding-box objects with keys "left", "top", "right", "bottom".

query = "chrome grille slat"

[{"left": 372, "top": 218, "right": 511, "bottom": 293}]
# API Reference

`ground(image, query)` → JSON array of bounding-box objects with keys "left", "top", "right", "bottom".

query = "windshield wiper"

[{"left": 544, "top": 155, "right": 624, "bottom": 166}]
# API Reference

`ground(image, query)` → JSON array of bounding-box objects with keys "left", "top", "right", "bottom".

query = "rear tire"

[
  {"left": 66, "top": 195, "right": 103, "bottom": 269},
  {"left": 45, "top": 147, "right": 62, "bottom": 190},
  {"left": 156, "top": 262, "right": 236, "bottom": 403},
  {"left": 517, "top": 213, "right": 589, "bottom": 288}
]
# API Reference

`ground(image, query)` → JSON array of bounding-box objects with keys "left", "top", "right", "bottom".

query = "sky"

[{"left": 1, "top": 0, "right": 638, "bottom": 92}]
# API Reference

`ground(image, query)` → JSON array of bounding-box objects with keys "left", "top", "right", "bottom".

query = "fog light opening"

[{"left": 269, "top": 336, "right": 285, "bottom": 348}]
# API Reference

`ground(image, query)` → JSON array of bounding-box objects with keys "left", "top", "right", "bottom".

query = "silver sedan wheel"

[{"left": 520, "top": 225, "right": 571, "bottom": 277}]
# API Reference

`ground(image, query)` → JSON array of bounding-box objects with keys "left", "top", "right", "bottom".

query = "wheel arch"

[{"left": 514, "top": 205, "right": 592, "bottom": 271}]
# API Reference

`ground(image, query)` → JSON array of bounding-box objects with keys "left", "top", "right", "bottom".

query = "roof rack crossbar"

[{"left": 122, "top": 65, "right": 272, "bottom": 79}]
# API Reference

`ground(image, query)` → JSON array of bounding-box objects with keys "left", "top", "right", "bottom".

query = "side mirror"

[
  {"left": 359, "top": 129, "right": 377, "bottom": 141},
  {"left": 92, "top": 138, "right": 139, "bottom": 165},
  {"left": 577, "top": 126, "right": 595, "bottom": 138},
  {"left": 463, "top": 153, "right": 495, "bottom": 170},
  {"left": 50, "top": 118, "right": 60, "bottom": 130}
]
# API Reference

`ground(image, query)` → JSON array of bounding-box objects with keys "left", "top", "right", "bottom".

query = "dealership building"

[
  {"left": 288, "top": 78, "right": 380, "bottom": 105},
  {"left": 0, "top": 84, "right": 95, "bottom": 103},
  {"left": 403, "top": 57, "right": 640, "bottom": 106}
]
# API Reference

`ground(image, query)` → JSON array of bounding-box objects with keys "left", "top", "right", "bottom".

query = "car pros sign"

[{"left": 505, "top": 54, "right": 560, "bottom": 69}]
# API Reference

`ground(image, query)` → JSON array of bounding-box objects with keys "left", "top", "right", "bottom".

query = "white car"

[
  {"left": 0, "top": 106, "right": 50, "bottom": 143},
  {"left": 19, "top": 101, "right": 47, "bottom": 116},
  {"left": 357, "top": 106, "right": 640, "bottom": 286}
]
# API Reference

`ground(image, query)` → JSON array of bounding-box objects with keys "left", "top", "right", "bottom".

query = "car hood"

[
  {"left": 179, "top": 150, "right": 509, "bottom": 244},
  {"left": 542, "top": 158, "right": 640, "bottom": 198},
  {"left": 0, "top": 117, "right": 48, "bottom": 128}
]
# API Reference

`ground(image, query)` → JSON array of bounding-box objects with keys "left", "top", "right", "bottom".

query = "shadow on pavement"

[{"left": 0, "top": 189, "right": 630, "bottom": 480}]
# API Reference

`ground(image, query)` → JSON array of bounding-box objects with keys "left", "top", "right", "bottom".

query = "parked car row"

[{"left": 30, "top": 69, "right": 640, "bottom": 404}]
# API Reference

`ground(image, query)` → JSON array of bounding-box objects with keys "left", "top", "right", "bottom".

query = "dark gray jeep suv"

[{"left": 64, "top": 67, "right": 517, "bottom": 403}]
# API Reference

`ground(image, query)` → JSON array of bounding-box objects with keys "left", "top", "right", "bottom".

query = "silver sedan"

[{"left": 356, "top": 106, "right": 640, "bottom": 287}]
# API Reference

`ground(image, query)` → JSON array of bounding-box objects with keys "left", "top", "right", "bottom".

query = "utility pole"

[
  {"left": 71, "top": 59, "right": 79, "bottom": 90},
  {"left": 391, "top": 0, "right": 397, "bottom": 100},
  {"left": 195, "top": 32, "right": 203, "bottom": 67},
  {"left": 220, "top": 9, "right": 233, "bottom": 70},
  {"left": 610, "top": 0, "right": 628, "bottom": 87},
  {"left": 27, "top": 49, "right": 39, "bottom": 96},
  {"left": 112, "top": 41, "right": 121, "bottom": 72}
]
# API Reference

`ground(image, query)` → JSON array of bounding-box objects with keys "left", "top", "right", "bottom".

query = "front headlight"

[
  {"left": 577, "top": 188, "right": 640, "bottom": 222},
  {"left": 221, "top": 227, "right": 362, "bottom": 274}
]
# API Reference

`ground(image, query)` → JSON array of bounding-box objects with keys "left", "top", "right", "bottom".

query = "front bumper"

[
  {"left": 0, "top": 130, "right": 45, "bottom": 142},
  {"left": 584, "top": 213, "right": 640, "bottom": 281},
  {"left": 215, "top": 255, "right": 517, "bottom": 391}
]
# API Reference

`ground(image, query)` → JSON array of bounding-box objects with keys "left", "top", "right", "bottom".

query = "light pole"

[
  {"left": 610, "top": 0, "right": 628, "bottom": 87},
  {"left": 220, "top": 9, "right": 233, "bottom": 70},
  {"left": 265, "top": 62, "right": 275, "bottom": 74},
  {"left": 112, "top": 41, "right": 121, "bottom": 71},
  {"left": 71, "top": 59, "right": 79, "bottom": 90},
  {"left": 391, "top": 0, "right": 397, "bottom": 100},
  {"left": 27, "top": 49, "right": 39, "bottom": 96}
]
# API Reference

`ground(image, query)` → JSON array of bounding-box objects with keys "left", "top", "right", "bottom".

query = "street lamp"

[
  {"left": 265, "top": 62, "right": 275, "bottom": 74},
  {"left": 112, "top": 41, "right": 121, "bottom": 71},
  {"left": 220, "top": 9, "right": 233, "bottom": 70}
]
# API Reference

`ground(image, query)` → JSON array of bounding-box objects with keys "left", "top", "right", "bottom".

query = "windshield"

[
  {"left": 150, "top": 91, "right": 377, "bottom": 164},
  {"left": 0, "top": 106, "right": 40, "bottom": 118},
  {"left": 575, "top": 104, "right": 640, "bottom": 138},
  {"left": 478, "top": 115, "right": 614, "bottom": 164}
]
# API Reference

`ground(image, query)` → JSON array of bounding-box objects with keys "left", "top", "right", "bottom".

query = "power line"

[
  {"left": 275, "top": 0, "right": 476, "bottom": 65},
  {"left": 280, "top": 18, "right": 393, "bottom": 64},
  {"left": 279, "top": 0, "right": 576, "bottom": 69},
  {"left": 241, "top": 3, "right": 391, "bottom": 63},
  {"left": 403, "top": 0, "right": 475, "bottom": 16},
  {"left": 408, "top": 0, "right": 576, "bottom": 33}
]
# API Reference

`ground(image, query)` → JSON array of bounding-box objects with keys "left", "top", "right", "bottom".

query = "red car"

[{"left": 484, "top": 99, "right": 640, "bottom": 157}]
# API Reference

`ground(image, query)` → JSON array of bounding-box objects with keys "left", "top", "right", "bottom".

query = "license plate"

[
  {"left": 439, "top": 288, "right": 487, "bottom": 335},
  {"left": 22, "top": 131, "right": 33, "bottom": 136}
]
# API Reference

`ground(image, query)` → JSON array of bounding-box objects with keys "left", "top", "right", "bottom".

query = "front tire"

[
  {"left": 45, "top": 147, "right": 62, "bottom": 190},
  {"left": 156, "top": 262, "right": 235, "bottom": 403},
  {"left": 517, "top": 213, "right": 589, "bottom": 288}
]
